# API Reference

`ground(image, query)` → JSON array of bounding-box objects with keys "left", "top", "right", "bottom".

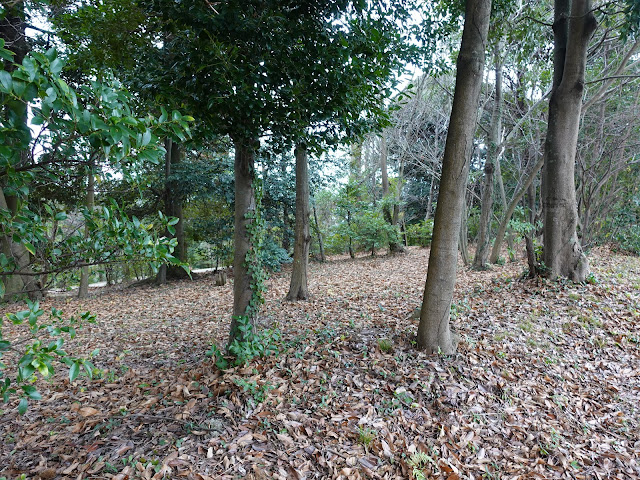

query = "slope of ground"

[{"left": 1, "top": 246, "right": 639, "bottom": 479}]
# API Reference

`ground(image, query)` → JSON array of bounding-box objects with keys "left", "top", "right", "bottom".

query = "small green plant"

[
  {"left": 407, "top": 450, "right": 438, "bottom": 479},
  {"left": 207, "top": 315, "right": 281, "bottom": 369},
  {"left": 357, "top": 426, "right": 376, "bottom": 448},
  {"left": 377, "top": 338, "right": 393, "bottom": 353},
  {"left": 233, "top": 378, "right": 273, "bottom": 404},
  {"left": 1, "top": 301, "right": 97, "bottom": 414}
]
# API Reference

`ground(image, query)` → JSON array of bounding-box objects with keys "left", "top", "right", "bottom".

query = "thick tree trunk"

[
  {"left": 228, "top": 138, "right": 259, "bottom": 346},
  {"left": 0, "top": 3, "right": 42, "bottom": 301},
  {"left": 312, "top": 205, "right": 326, "bottom": 262},
  {"left": 79, "top": 156, "right": 96, "bottom": 298},
  {"left": 0, "top": 187, "right": 41, "bottom": 301},
  {"left": 542, "top": 0, "right": 595, "bottom": 282},
  {"left": 416, "top": 0, "right": 491, "bottom": 354},
  {"left": 473, "top": 49, "right": 502, "bottom": 269},
  {"left": 286, "top": 144, "right": 311, "bottom": 301}
]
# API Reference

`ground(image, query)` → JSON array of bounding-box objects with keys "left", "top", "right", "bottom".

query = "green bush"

[
  {"left": 260, "top": 236, "right": 291, "bottom": 272},
  {"left": 353, "top": 211, "right": 396, "bottom": 254},
  {"left": 406, "top": 219, "right": 434, "bottom": 247},
  {"left": 614, "top": 225, "right": 640, "bottom": 255}
]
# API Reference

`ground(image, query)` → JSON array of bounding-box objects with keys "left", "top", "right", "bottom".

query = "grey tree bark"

[
  {"left": 473, "top": 48, "right": 503, "bottom": 269},
  {"left": 78, "top": 156, "right": 96, "bottom": 298},
  {"left": 416, "top": 0, "right": 492, "bottom": 354},
  {"left": 490, "top": 155, "right": 544, "bottom": 263},
  {"left": 312, "top": 204, "right": 326, "bottom": 262},
  {"left": 286, "top": 144, "right": 311, "bottom": 301},
  {"left": 380, "top": 134, "right": 404, "bottom": 253},
  {"left": 542, "top": 0, "right": 595, "bottom": 282}
]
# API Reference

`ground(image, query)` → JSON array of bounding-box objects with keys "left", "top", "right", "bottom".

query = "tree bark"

[
  {"left": 228, "top": 137, "right": 259, "bottom": 346},
  {"left": 525, "top": 180, "right": 537, "bottom": 277},
  {"left": 286, "top": 144, "right": 311, "bottom": 301},
  {"left": 542, "top": 0, "right": 595, "bottom": 282},
  {"left": 473, "top": 48, "right": 502, "bottom": 269},
  {"left": 490, "top": 155, "right": 544, "bottom": 263},
  {"left": 281, "top": 157, "right": 291, "bottom": 253},
  {"left": 416, "top": 0, "right": 491, "bottom": 354},
  {"left": 79, "top": 156, "right": 96, "bottom": 298},
  {"left": 380, "top": 134, "right": 404, "bottom": 253},
  {"left": 312, "top": 204, "right": 326, "bottom": 262},
  {"left": 157, "top": 139, "right": 188, "bottom": 284}
]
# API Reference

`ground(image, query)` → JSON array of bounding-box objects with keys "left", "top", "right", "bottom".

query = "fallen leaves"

[{"left": 1, "top": 246, "right": 639, "bottom": 479}]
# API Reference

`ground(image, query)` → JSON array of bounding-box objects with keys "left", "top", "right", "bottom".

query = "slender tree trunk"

[
  {"left": 347, "top": 210, "right": 355, "bottom": 259},
  {"left": 281, "top": 157, "right": 291, "bottom": 252},
  {"left": 474, "top": 48, "right": 502, "bottom": 269},
  {"left": 79, "top": 156, "right": 96, "bottom": 298},
  {"left": 416, "top": 0, "right": 491, "bottom": 354},
  {"left": 286, "top": 144, "right": 311, "bottom": 301},
  {"left": 542, "top": 0, "right": 594, "bottom": 282},
  {"left": 525, "top": 181, "right": 537, "bottom": 277},
  {"left": 157, "top": 140, "right": 188, "bottom": 283},
  {"left": 459, "top": 195, "right": 470, "bottom": 267},
  {"left": 312, "top": 204, "right": 326, "bottom": 262},
  {"left": 490, "top": 156, "right": 544, "bottom": 263},
  {"left": 425, "top": 169, "right": 436, "bottom": 222},
  {"left": 228, "top": 137, "right": 259, "bottom": 346},
  {"left": 380, "top": 134, "right": 404, "bottom": 253}
]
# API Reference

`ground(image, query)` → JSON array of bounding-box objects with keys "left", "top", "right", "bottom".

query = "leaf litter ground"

[{"left": 1, "top": 246, "right": 639, "bottom": 480}]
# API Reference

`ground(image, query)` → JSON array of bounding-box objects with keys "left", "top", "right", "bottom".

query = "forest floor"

[{"left": 1, "top": 246, "right": 639, "bottom": 480}]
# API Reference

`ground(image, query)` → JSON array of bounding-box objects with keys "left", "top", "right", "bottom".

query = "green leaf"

[
  {"left": 69, "top": 362, "right": 80, "bottom": 382},
  {"left": 22, "top": 385, "right": 42, "bottom": 400},
  {"left": 22, "top": 57, "right": 36, "bottom": 81},
  {"left": 24, "top": 242, "right": 35, "bottom": 255},
  {"left": 141, "top": 129, "right": 152, "bottom": 146},
  {"left": 18, "top": 398, "right": 28, "bottom": 415},
  {"left": 0, "top": 280, "right": 4, "bottom": 299},
  {"left": 50, "top": 58, "right": 64, "bottom": 75},
  {"left": 0, "top": 70, "right": 12, "bottom": 92}
]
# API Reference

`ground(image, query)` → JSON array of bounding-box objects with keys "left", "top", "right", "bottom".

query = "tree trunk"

[
  {"left": 286, "top": 144, "right": 311, "bottom": 301},
  {"left": 157, "top": 139, "right": 188, "bottom": 284},
  {"left": 490, "top": 155, "right": 544, "bottom": 263},
  {"left": 542, "top": 0, "right": 595, "bottom": 282},
  {"left": 79, "top": 156, "right": 96, "bottom": 298},
  {"left": 228, "top": 137, "right": 259, "bottom": 346},
  {"left": 459, "top": 195, "right": 470, "bottom": 267},
  {"left": 312, "top": 204, "right": 326, "bottom": 262},
  {"left": 0, "top": 188, "right": 41, "bottom": 301},
  {"left": 473, "top": 48, "right": 502, "bottom": 269},
  {"left": 281, "top": 157, "right": 291, "bottom": 252},
  {"left": 380, "top": 134, "right": 404, "bottom": 253},
  {"left": 347, "top": 210, "right": 355, "bottom": 259},
  {"left": 416, "top": 0, "right": 491, "bottom": 354},
  {"left": 0, "top": 2, "right": 41, "bottom": 301},
  {"left": 525, "top": 181, "right": 537, "bottom": 277}
]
